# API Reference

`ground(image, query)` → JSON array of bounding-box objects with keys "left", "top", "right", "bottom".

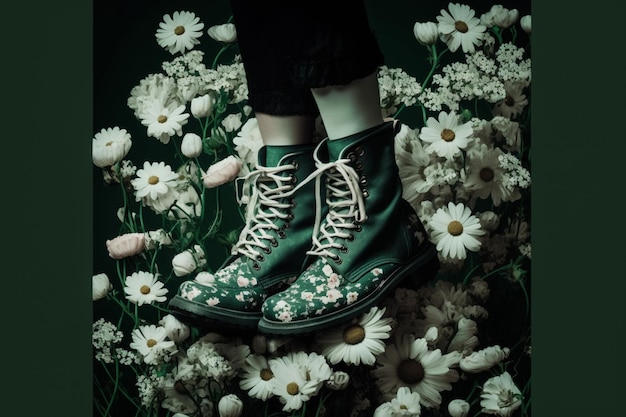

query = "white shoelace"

[
  {"left": 231, "top": 151, "right": 368, "bottom": 264},
  {"left": 307, "top": 155, "right": 368, "bottom": 262}
]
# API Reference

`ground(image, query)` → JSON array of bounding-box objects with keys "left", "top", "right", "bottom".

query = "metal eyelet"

[
  {"left": 362, "top": 188, "right": 369, "bottom": 198},
  {"left": 252, "top": 262, "right": 261, "bottom": 270},
  {"left": 355, "top": 146, "right": 364, "bottom": 156},
  {"left": 282, "top": 222, "right": 291, "bottom": 230},
  {"left": 340, "top": 245, "right": 349, "bottom": 254},
  {"left": 359, "top": 176, "right": 368, "bottom": 186},
  {"left": 263, "top": 247, "right": 272, "bottom": 254},
  {"left": 353, "top": 222, "right": 362, "bottom": 232},
  {"left": 257, "top": 255, "right": 265, "bottom": 262},
  {"left": 270, "top": 238, "right": 279, "bottom": 247},
  {"left": 354, "top": 161, "right": 363, "bottom": 171},
  {"left": 290, "top": 174, "right": 298, "bottom": 184},
  {"left": 278, "top": 230, "right": 287, "bottom": 239},
  {"left": 346, "top": 234, "right": 355, "bottom": 241},
  {"left": 290, "top": 160, "right": 299, "bottom": 170},
  {"left": 290, "top": 199, "right": 297, "bottom": 208},
  {"left": 332, "top": 255, "right": 343, "bottom": 265}
]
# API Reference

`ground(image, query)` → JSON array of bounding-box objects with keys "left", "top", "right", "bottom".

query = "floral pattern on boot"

[{"left": 261, "top": 257, "right": 397, "bottom": 323}]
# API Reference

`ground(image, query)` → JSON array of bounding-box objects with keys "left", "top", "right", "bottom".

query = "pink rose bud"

[
  {"left": 203, "top": 156, "right": 242, "bottom": 188},
  {"left": 106, "top": 232, "right": 146, "bottom": 259}
]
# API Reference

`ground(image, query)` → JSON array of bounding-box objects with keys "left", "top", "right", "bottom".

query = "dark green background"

[{"left": 5, "top": 0, "right": 624, "bottom": 416}]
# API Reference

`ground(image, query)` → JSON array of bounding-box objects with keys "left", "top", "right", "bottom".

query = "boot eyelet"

[
  {"left": 359, "top": 176, "right": 368, "bottom": 186},
  {"left": 252, "top": 262, "right": 261, "bottom": 270},
  {"left": 353, "top": 223, "right": 362, "bottom": 232},
  {"left": 278, "top": 230, "right": 287, "bottom": 239},
  {"left": 355, "top": 147, "right": 364, "bottom": 156},
  {"left": 347, "top": 152, "right": 356, "bottom": 162},
  {"left": 290, "top": 174, "right": 298, "bottom": 184},
  {"left": 362, "top": 189, "right": 369, "bottom": 198},
  {"left": 257, "top": 255, "right": 265, "bottom": 262},
  {"left": 355, "top": 161, "right": 363, "bottom": 171},
  {"left": 347, "top": 234, "right": 355, "bottom": 241},
  {"left": 290, "top": 199, "right": 297, "bottom": 208},
  {"left": 263, "top": 247, "right": 272, "bottom": 254},
  {"left": 340, "top": 245, "right": 349, "bottom": 253},
  {"left": 270, "top": 238, "right": 279, "bottom": 247},
  {"left": 282, "top": 222, "right": 291, "bottom": 230},
  {"left": 290, "top": 160, "right": 299, "bottom": 170},
  {"left": 332, "top": 256, "right": 343, "bottom": 265}
]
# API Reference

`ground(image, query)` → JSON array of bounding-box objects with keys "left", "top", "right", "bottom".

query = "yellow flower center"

[
  {"left": 148, "top": 175, "right": 160, "bottom": 185},
  {"left": 505, "top": 93, "right": 515, "bottom": 106},
  {"left": 480, "top": 167, "right": 494, "bottom": 182},
  {"left": 140, "top": 285, "right": 151, "bottom": 294},
  {"left": 286, "top": 382, "right": 299, "bottom": 395},
  {"left": 146, "top": 338, "right": 157, "bottom": 348},
  {"left": 400, "top": 404, "right": 408, "bottom": 410},
  {"left": 455, "top": 21, "right": 469, "bottom": 33},
  {"left": 441, "top": 128, "right": 456, "bottom": 142},
  {"left": 398, "top": 359, "right": 425, "bottom": 384},
  {"left": 448, "top": 220, "right": 464, "bottom": 236},
  {"left": 174, "top": 25, "right": 186, "bottom": 35},
  {"left": 343, "top": 324, "right": 366, "bottom": 345},
  {"left": 260, "top": 368, "right": 274, "bottom": 381},
  {"left": 105, "top": 141, "right": 113, "bottom": 146},
  {"left": 157, "top": 115, "right": 168, "bottom": 123}
]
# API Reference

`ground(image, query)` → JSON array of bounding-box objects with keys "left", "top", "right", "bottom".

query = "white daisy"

[
  {"left": 371, "top": 334, "right": 461, "bottom": 408},
  {"left": 131, "top": 161, "right": 179, "bottom": 204},
  {"left": 493, "top": 81, "right": 528, "bottom": 119},
  {"left": 463, "top": 145, "right": 513, "bottom": 206},
  {"left": 239, "top": 354, "right": 275, "bottom": 401},
  {"left": 316, "top": 306, "right": 393, "bottom": 366},
  {"left": 92, "top": 127, "right": 132, "bottom": 168},
  {"left": 269, "top": 354, "right": 319, "bottom": 412},
  {"left": 140, "top": 103, "right": 189, "bottom": 144},
  {"left": 129, "top": 324, "right": 177, "bottom": 365},
  {"left": 428, "top": 202, "right": 485, "bottom": 260},
  {"left": 480, "top": 371, "right": 523, "bottom": 416},
  {"left": 390, "top": 386, "right": 422, "bottom": 415},
  {"left": 155, "top": 11, "right": 204, "bottom": 55},
  {"left": 419, "top": 111, "right": 474, "bottom": 160},
  {"left": 124, "top": 271, "right": 168, "bottom": 306},
  {"left": 436, "top": 3, "right": 487, "bottom": 53}
]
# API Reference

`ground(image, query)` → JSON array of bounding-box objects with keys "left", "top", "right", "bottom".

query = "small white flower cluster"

[
  {"left": 377, "top": 66, "right": 423, "bottom": 116},
  {"left": 498, "top": 153, "right": 531, "bottom": 191},
  {"left": 495, "top": 42, "right": 531, "bottom": 85},
  {"left": 201, "top": 57, "right": 248, "bottom": 104},
  {"left": 136, "top": 369, "right": 166, "bottom": 408},
  {"left": 162, "top": 50, "right": 210, "bottom": 103},
  {"left": 102, "top": 160, "right": 138, "bottom": 185},
  {"left": 92, "top": 319, "right": 123, "bottom": 363}
]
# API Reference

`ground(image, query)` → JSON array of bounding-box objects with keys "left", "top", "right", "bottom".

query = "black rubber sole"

[
  {"left": 256, "top": 243, "right": 440, "bottom": 335},
  {"left": 168, "top": 296, "right": 262, "bottom": 334}
]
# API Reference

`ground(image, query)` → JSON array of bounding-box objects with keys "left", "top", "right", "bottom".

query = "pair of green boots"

[{"left": 168, "top": 121, "right": 439, "bottom": 334}]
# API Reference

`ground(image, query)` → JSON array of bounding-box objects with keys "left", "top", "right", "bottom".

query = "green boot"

[
  {"left": 258, "top": 121, "right": 439, "bottom": 334},
  {"left": 168, "top": 144, "right": 321, "bottom": 331}
]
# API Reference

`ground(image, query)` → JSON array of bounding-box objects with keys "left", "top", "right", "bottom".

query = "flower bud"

[
  {"left": 493, "top": 8, "right": 519, "bottom": 29},
  {"left": 194, "top": 271, "right": 215, "bottom": 284},
  {"left": 92, "top": 127, "right": 132, "bottom": 168},
  {"left": 448, "top": 399, "right": 470, "bottom": 417},
  {"left": 203, "top": 156, "right": 242, "bottom": 188},
  {"left": 172, "top": 251, "right": 197, "bottom": 277},
  {"left": 326, "top": 371, "right": 350, "bottom": 390},
  {"left": 181, "top": 133, "right": 203, "bottom": 158},
  {"left": 218, "top": 394, "right": 243, "bottom": 417},
  {"left": 413, "top": 21, "right": 439, "bottom": 45},
  {"left": 460, "top": 345, "right": 510, "bottom": 373},
  {"left": 92, "top": 273, "right": 112, "bottom": 301},
  {"left": 159, "top": 314, "right": 191, "bottom": 343},
  {"left": 520, "top": 15, "right": 531, "bottom": 34},
  {"left": 106, "top": 233, "right": 146, "bottom": 259},
  {"left": 191, "top": 93, "right": 215, "bottom": 119},
  {"left": 207, "top": 23, "right": 237, "bottom": 43}
]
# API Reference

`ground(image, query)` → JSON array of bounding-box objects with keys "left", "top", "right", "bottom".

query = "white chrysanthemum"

[
  {"left": 129, "top": 324, "right": 177, "bottom": 365},
  {"left": 155, "top": 11, "right": 204, "bottom": 55},
  {"left": 159, "top": 314, "right": 190, "bottom": 344},
  {"left": 269, "top": 354, "right": 319, "bottom": 412},
  {"left": 92, "top": 273, "right": 112, "bottom": 301},
  {"left": 448, "top": 399, "right": 471, "bottom": 417},
  {"left": 480, "top": 371, "right": 523, "bottom": 416},
  {"left": 460, "top": 345, "right": 510, "bottom": 373},
  {"left": 428, "top": 202, "right": 485, "bottom": 260},
  {"left": 239, "top": 354, "right": 275, "bottom": 401},
  {"left": 436, "top": 3, "right": 487, "bottom": 53},
  {"left": 124, "top": 271, "right": 168, "bottom": 306},
  {"left": 372, "top": 334, "right": 461, "bottom": 408},
  {"left": 131, "top": 161, "right": 179, "bottom": 203},
  {"left": 419, "top": 111, "right": 473, "bottom": 160},
  {"left": 317, "top": 306, "right": 393, "bottom": 366},
  {"left": 395, "top": 124, "right": 432, "bottom": 208},
  {"left": 140, "top": 103, "right": 189, "bottom": 144},
  {"left": 92, "top": 127, "right": 132, "bottom": 168}
]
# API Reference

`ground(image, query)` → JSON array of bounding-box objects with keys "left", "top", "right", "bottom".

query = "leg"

[{"left": 256, "top": 113, "right": 315, "bottom": 146}]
